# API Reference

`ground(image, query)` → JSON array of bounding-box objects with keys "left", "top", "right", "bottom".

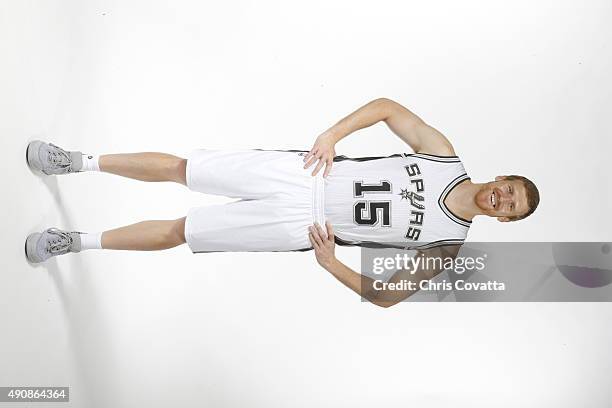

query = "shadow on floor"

[{"left": 33, "top": 175, "right": 118, "bottom": 408}]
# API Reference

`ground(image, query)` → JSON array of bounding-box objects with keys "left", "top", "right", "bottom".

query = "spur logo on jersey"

[
  {"left": 404, "top": 163, "right": 425, "bottom": 241},
  {"left": 399, "top": 189, "right": 424, "bottom": 210}
]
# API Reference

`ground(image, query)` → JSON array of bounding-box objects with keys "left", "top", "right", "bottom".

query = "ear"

[
  {"left": 497, "top": 217, "right": 511, "bottom": 222},
  {"left": 495, "top": 176, "right": 506, "bottom": 182}
]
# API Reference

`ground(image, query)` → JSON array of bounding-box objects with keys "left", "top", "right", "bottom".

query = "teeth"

[{"left": 491, "top": 192, "right": 496, "bottom": 207}]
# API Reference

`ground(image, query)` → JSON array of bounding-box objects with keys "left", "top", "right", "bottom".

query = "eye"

[
  {"left": 510, "top": 203, "right": 515, "bottom": 211},
  {"left": 508, "top": 185, "right": 513, "bottom": 194}
]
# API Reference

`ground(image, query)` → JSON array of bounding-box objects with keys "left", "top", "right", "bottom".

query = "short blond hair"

[{"left": 503, "top": 175, "right": 540, "bottom": 221}]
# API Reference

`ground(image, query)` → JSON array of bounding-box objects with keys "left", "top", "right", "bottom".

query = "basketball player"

[{"left": 25, "top": 98, "right": 540, "bottom": 306}]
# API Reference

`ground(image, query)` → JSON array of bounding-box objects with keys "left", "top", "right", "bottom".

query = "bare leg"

[
  {"left": 99, "top": 153, "right": 187, "bottom": 185},
  {"left": 101, "top": 217, "right": 187, "bottom": 250}
]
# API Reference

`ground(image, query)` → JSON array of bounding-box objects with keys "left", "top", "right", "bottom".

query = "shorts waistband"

[{"left": 311, "top": 173, "right": 326, "bottom": 228}]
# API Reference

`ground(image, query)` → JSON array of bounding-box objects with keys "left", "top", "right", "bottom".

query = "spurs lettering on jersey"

[{"left": 404, "top": 162, "right": 424, "bottom": 241}]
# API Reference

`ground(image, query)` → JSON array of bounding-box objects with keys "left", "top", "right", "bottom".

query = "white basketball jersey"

[{"left": 324, "top": 153, "right": 471, "bottom": 249}]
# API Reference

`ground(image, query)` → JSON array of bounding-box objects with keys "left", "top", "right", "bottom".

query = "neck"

[{"left": 444, "top": 180, "right": 485, "bottom": 221}]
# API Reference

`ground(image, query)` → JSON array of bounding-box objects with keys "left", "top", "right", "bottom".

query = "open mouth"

[{"left": 490, "top": 191, "right": 496, "bottom": 209}]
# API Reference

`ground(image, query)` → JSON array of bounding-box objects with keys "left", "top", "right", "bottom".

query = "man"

[{"left": 25, "top": 98, "right": 540, "bottom": 306}]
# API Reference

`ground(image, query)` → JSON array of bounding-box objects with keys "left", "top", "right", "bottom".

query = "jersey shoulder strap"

[{"left": 402, "top": 152, "right": 462, "bottom": 163}]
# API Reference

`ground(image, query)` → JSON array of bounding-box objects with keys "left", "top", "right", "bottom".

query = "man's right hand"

[{"left": 303, "top": 128, "right": 338, "bottom": 178}]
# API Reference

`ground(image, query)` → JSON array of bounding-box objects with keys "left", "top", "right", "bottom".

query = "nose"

[{"left": 496, "top": 187, "right": 510, "bottom": 203}]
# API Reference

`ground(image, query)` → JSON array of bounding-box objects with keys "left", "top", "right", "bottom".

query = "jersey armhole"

[
  {"left": 402, "top": 152, "right": 461, "bottom": 163},
  {"left": 405, "top": 239, "right": 465, "bottom": 250}
]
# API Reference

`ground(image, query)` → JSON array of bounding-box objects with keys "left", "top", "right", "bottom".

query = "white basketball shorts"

[{"left": 184, "top": 149, "right": 326, "bottom": 252}]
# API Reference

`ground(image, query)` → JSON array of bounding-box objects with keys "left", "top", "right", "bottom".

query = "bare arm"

[
  {"left": 308, "top": 223, "right": 461, "bottom": 308},
  {"left": 327, "top": 98, "right": 394, "bottom": 141},
  {"left": 304, "top": 98, "right": 456, "bottom": 176},
  {"left": 381, "top": 98, "right": 456, "bottom": 156}
]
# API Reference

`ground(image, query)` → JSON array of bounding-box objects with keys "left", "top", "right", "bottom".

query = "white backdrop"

[{"left": 1, "top": 0, "right": 611, "bottom": 407}]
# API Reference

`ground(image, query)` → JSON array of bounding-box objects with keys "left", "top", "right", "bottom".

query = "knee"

[
  {"left": 171, "top": 158, "right": 187, "bottom": 185},
  {"left": 168, "top": 217, "right": 186, "bottom": 245}
]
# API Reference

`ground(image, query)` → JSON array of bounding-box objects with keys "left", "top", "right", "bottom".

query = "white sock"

[
  {"left": 81, "top": 154, "right": 100, "bottom": 172},
  {"left": 80, "top": 232, "right": 103, "bottom": 251}
]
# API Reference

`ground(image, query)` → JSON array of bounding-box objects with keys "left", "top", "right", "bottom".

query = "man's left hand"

[{"left": 309, "top": 222, "right": 336, "bottom": 269}]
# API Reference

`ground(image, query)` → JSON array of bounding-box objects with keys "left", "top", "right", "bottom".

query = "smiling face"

[{"left": 475, "top": 176, "right": 530, "bottom": 222}]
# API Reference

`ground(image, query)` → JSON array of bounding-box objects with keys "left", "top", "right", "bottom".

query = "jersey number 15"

[{"left": 353, "top": 181, "right": 391, "bottom": 227}]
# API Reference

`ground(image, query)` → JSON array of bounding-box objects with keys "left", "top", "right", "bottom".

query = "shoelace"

[
  {"left": 46, "top": 228, "right": 74, "bottom": 254},
  {"left": 47, "top": 143, "right": 73, "bottom": 171}
]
